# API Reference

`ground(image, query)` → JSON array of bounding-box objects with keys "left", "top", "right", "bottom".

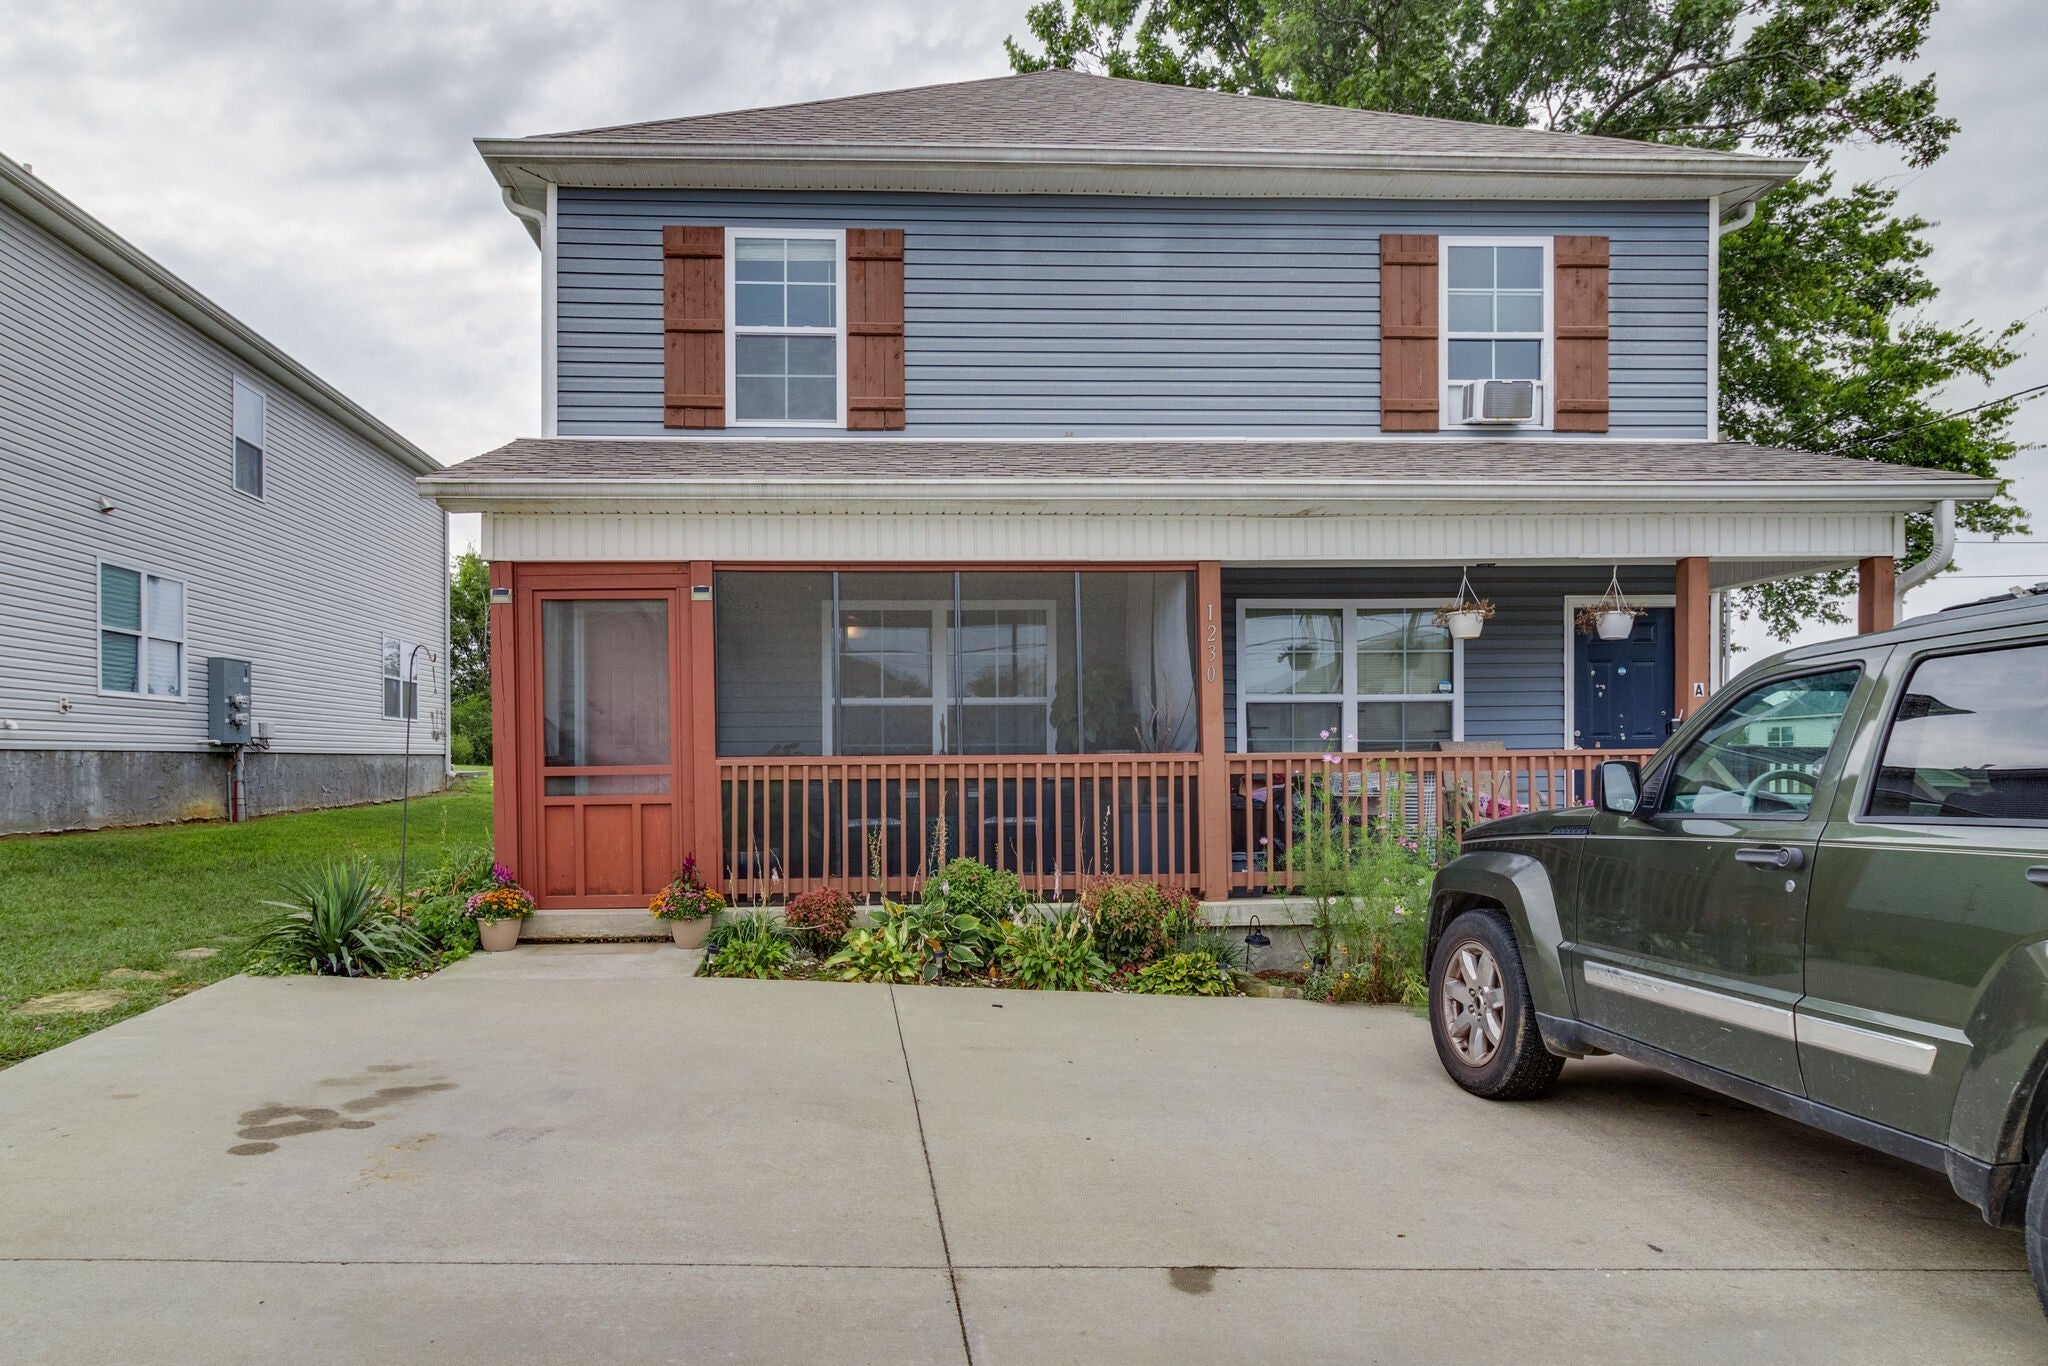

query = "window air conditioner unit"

[{"left": 1460, "top": 379, "right": 1540, "bottom": 425}]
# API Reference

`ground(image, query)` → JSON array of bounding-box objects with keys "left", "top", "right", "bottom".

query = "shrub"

[
  {"left": 245, "top": 860, "right": 429, "bottom": 977},
  {"left": 933, "top": 858, "right": 1029, "bottom": 925},
  {"left": 450, "top": 691, "right": 492, "bottom": 766},
  {"left": 706, "top": 911, "right": 794, "bottom": 979},
  {"left": 783, "top": 886, "right": 856, "bottom": 950},
  {"left": 825, "top": 920, "right": 924, "bottom": 983},
  {"left": 650, "top": 854, "right": 725, "bottom": 922},
  {"left": 1128, "top": 951, "right": 1234, "bottom": 997},
  {"left": 1081, "top": 879, "right": 1200, "bottom": 967},
  {"left": 405, "top": 895, "right": 480, "bottom": 959},
  {"left": 996, "top": 910, "right": 1109, "bottom": 991}
]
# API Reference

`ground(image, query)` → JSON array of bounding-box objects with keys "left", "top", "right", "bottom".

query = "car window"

[
  {"left": 1867, "top": 641, "right": 2048, "bottom": 823},
  {"left": 1660, "top": 666, "right": 1862, "bottom": 817}
]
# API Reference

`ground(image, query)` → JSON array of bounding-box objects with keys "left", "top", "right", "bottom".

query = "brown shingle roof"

[
  {"left": 421, "top": 437, "right": 1986, "bottom": 488},
  {"left": 531, "top": 69, "right": 1755, "bottom": 165}
]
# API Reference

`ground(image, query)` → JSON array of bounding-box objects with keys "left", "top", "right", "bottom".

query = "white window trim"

[
  {"left": 1560, "top": 594, "right": 1677, "bottom": 748},
  {"left": 382, "top": 634, "right": 421, "bottom": 721},
  {"left": 820, "top": 598, "right": 1058, "bottom": 755},
  {"left": 1235, "top": 599, "right": 1464, "bottom": 754},
  {"left": 725, "top": 226, "right": 849, "bottom": 430},
  {"left": 1439, "top": 236, "right": 1555, "bottom": 431},
  {"left": 96, "top": 558, "right": 188, "bottom": 702},
  {"left": 231, "top": 376, "right": 266, "bottom": 501}
]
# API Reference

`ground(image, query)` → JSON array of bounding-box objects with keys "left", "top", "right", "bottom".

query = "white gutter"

[
  {"left": 500, "top": 183, "right": 545, "bottom": 245},
  {"left": 1896, "top": 498, "right": 1957, "bottom": 615},
  {"left": 500, "top": 185, "right": 558, "bottom": 436}
]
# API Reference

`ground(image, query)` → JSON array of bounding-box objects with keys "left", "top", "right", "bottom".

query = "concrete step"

[{"left": 523, "top": 909, "right": 667, "bottom": 942}]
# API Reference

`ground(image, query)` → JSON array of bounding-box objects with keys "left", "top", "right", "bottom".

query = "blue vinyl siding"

[
  {"left": 555, "top": 189, "right": 1711, "bottom": 438},
  {"left": 1222, "top": 565, "right": 1678, "bottom": 751}
]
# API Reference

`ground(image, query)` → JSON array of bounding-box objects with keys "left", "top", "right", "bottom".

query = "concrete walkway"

[{"left": 0, "top": 944, "right": 2037, "bottom": 1363}]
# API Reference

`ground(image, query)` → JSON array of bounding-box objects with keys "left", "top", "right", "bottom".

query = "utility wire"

[{"left": 1824, "top": 381, "right": 2048, "bottom": 452}]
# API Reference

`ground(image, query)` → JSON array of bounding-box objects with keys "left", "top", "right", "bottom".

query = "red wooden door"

[{"left": 521, "top": 582, "right": 687, "bottom": 907}]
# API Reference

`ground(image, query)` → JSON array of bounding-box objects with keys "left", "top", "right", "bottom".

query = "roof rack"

[{"left": 1939, "top": 582, "right": 2048, "bottom": 612}]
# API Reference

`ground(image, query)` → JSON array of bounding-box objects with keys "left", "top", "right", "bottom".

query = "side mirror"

[{"left": 1595, "top": 759, "right": 1643, "bottom": 816}]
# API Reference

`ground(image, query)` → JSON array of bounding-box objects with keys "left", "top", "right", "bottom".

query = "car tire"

[
  {"left": 1429, "top": 908, "right": 1565, "bottom": 1100},
  {"left": 2027, "top": 1159, "right": 2048, "bottom": 1317}
]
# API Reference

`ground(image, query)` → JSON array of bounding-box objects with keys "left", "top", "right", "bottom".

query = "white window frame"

[
  {"left": 821, "top": 598, "right": 1057, "bottom": 755},
  {"left": 382, "top": 634, "right": 420, "bottom": 721},
  {"left": 1235, "top": 599, "right": 1464, "bottom": 753},
  {"left": 231, "top": 376, "right": 266, "bottom": 500},
  {"left": 96, "top": 558, "right": 188, "bottom": 701},
  {"left": 1439, "top": 236, "right": 1554, "bottom": 430},
  {"left": 725, "top": 226, "right": 848, "bottom": 430}
]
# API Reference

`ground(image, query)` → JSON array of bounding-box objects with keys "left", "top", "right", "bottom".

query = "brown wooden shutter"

[
  {"left": 663, "top": 225, "right": 724, "bottom": 429},
  {"left": 845, "top": 228, "right": 906, "bottom": 430},
  {"left": 1553, "top": 235, "right": 1610, "bottom": 433},
  {"left": 1378, "top": 234, "right": 1439, "bottom": 432}
]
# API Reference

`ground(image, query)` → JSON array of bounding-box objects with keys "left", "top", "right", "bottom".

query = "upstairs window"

[
  {"left": 1443, "top": 240, "right": 1550, "bottom": 423},
  {"left": 382, "top": 635, "right": 420, "bottom": 720},
  {"left": 729, "top": 230, "right": 844, "bottom": 426},
  {"left": 232, "top": 378, "right": 266, "bottom": 498},
  {"left": 100, "top": 562, "right": 186, "bottom": 698}
]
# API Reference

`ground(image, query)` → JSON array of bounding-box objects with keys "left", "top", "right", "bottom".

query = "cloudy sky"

[{"left": 3, "top": 0, "right": 2041, "bottom": 648}]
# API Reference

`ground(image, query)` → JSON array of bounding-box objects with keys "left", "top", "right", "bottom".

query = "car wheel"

[
  {"left": 1429, "top": 908, "right": 1565, "bottom": 1100},
  {"left": 2028, "top": 1158, "right": 2048, "bottom": 1317}
]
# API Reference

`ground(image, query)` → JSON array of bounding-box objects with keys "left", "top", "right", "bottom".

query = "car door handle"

[
  {"left": 2029, "top": 866, "right": 2048, "bottom": 889},
  {"left": 1735, "top": 845, "right": 1805, "bottom": 871}
]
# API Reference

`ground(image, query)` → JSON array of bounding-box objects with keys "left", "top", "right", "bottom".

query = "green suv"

[{"left": 1426, "top": 587, "right": 2048, "bottom": 1306}]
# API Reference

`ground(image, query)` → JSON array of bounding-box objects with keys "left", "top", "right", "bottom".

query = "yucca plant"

[{"left": 245, "top": 859, "right": 429, "bottom": 977}]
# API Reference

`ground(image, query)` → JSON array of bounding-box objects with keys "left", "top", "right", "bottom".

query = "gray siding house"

[
  {"left": 0, "top": 153, "right": 449, "bottom": 834},
  {"left": 424, "top": 71, "right": 1994, "bottom": 914}
]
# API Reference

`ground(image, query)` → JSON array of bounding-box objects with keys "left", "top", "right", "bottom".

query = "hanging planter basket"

[
  {"left": 1433, "top": 570, "right": 1495, "bottom": 640},
  {"left": 1576, "top": 568, "right": 1648, "bottom": 641}
]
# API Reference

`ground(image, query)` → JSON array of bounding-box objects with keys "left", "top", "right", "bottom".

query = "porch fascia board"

[
  {"left": 428, "top": 476, "right": 1990, "bottom": 513},
  {"left": 472, "top": 507, "right": 1907, "bottom": 565}
]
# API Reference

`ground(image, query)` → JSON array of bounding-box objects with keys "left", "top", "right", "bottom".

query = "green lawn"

[{"left": 0, "top": 773, "right": 494, "bottom": 1067}]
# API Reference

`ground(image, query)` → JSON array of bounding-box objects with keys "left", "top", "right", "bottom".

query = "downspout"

[
  {"left": 1895, "top": 499, "right": 1957, "bottom": 619},
  {"left": 501, "top": 185, "right": 557, "bottom": 435},
  {"left": 1706, "top": 195, "right": 1760, "bottom": 444}
]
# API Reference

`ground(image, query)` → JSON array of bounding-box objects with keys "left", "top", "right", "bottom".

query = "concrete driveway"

[{"left": 0, "top": 943, "right": 2037, "bottom": 1364}]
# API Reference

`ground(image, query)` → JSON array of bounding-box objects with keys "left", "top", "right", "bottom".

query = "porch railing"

[
  {"left": 716, "top": 747, "right": 1652, "bottom": 902},
  {"left": 719, "top": 755, "right": 1202, "bottom": 902},
  {"left": 1226, "top": 748, "right": 1654, "bottom": 893}
]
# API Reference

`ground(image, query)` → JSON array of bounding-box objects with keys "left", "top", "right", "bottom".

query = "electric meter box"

[{"left": 208, "top": 657, "right": 254, "bottom": 745}]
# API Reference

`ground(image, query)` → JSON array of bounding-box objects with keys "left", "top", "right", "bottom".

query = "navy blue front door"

[{"left": 1574, "top": 608, "right": 1673, "bottom": 749}]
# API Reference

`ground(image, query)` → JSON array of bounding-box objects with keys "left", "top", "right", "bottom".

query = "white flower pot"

[
  {"left": 1595, "top": 610, "right": 1637, "bottom": 641},
  {"left": 1443, "top": 610, "right": 1487, "bottom": 640}
]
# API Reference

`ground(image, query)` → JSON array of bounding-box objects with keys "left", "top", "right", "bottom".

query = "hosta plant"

[
  {"left": 996, "top": 910, "right": 1110, "bottom": 992},
  {"left": 1128, "top": 951, "right": 1235, "bottom": 997},
  {"left": 824, "top": 919, "right": 924, "bottom": 984},
  {"left": 872, "top": 898, "right": 988, "bottom": 981},
  {"left": 245, "top": 859, "right": 429, "bottom": 978}
]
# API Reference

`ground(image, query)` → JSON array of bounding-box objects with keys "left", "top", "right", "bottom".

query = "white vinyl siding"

[{"left": 0, "top": 198, "right": 446, "bottom": 755}]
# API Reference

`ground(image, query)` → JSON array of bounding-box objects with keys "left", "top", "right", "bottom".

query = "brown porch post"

[
  {"left": 1857, "top": 556, "right": 1897, "bottom": 634},
  {"left": 487, "top": 559, "right": 520, "bottom": 880},
  {"left": 1196, "top": 562, "right": 1230, "bottom": 900},
  {"left": 1674, "top": 557, "right": 1713, "bottom": 724},
  {"left": 688, "top": 561, "right": 721, "bottom": 887}
]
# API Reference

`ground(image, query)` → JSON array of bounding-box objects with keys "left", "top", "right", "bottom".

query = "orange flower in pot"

[{"left": 649, "top": 855, "right": 725, "bottom": 948}]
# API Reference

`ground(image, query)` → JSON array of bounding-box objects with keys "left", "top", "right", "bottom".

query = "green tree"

[
  {"left": 448, "top": 550, "right": 492, "bottom": 765},
  {"left": 1009, "top": 0, "right": 2030, "bottom": 633}
]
